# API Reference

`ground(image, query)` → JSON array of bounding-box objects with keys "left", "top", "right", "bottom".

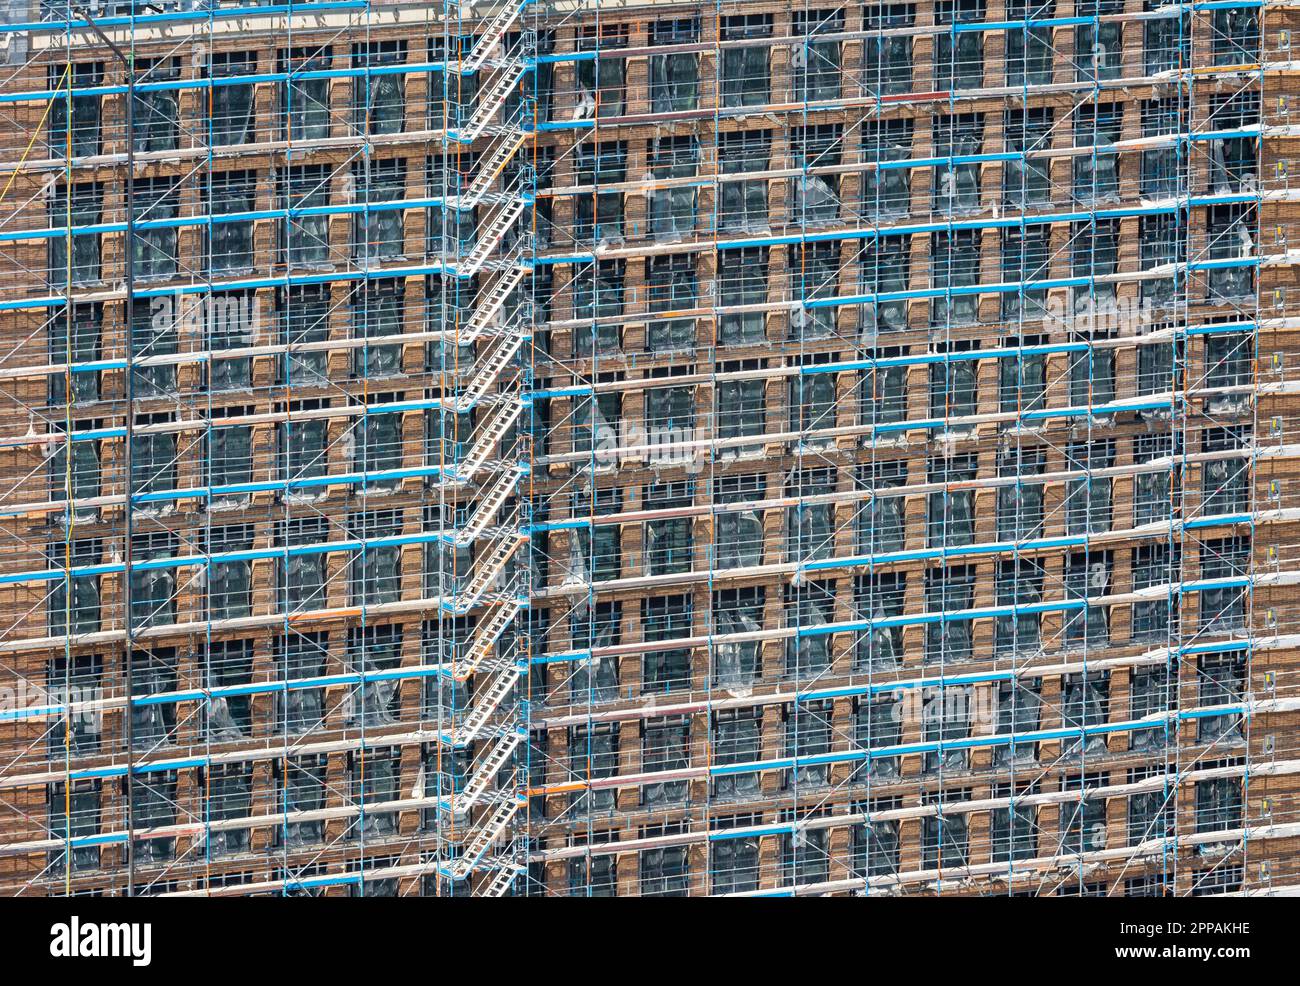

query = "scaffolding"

[{"left": 0, "top": 0, "right": 1296, "bottom": 896}]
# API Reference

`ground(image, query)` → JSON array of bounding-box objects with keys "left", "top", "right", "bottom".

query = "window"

[
  {"left": 206, "top": 762, "right": 253, "bottom": 856},
  {"left": 130, "top": 647, "right": 178, "bottom": 750},
  {"left": 1001, "top": 227, "right": 1051, "bottom": 319},
  {"left": 1206, "top": 205, "right": 1256, "bottom": 302},
  {"left": 650, "top": 18, "right": 699, "bottom": 111},
  {"left": 863, "top": 4, "right": 914, "bottom": 96},
  {"left": 352, "top": 41, "right": 406, "bottom": 134},
  {"left": 282, "top": 398, "right": 329, "bottom": 490},
  {"left": 999, "top": 334, "right": 1048, "bottom": 420},
  {"left": 863, "top": 232, "right": 915, "bottom": 338},
  {"left": 1145, "top": 2, "right": 1189, "bottom": 75},
  {"left": 853, "top": 798, "right": 901, "bottom": 878},
  {"left": 712, "top": 587, "right": 764, "bottom": 689},
  {"left": 1128, "top": 765, "right": 1174, "bottom": 844},
  {"left": 130, "top": 411, "right": 177, "bottom": 501},
  {"left": 791, "top": 9, "right": 844, "bottom": 101},
  {"left": 712, "top": 814, "right": 760, "bottom": 892},
  {"left": 48, "top": 183, "right": 102, "bottom": 287},
  {"left": 48, "top": 304, "right": 102, "bottom": 407},
  {"left": 130, "top": 534, "right": 177, "bottom": 630},
  {"left": 1208, "top": 91, "right": 1260, "bottom": 193},
  {"left": 714, "top": 473, "right": 765, "bottom": 569},
  {"left": 1071, "top": 217, "right": 1119, "bottom": 314},
  {"left": 996, "top": 559, "right": 1043, "bottom": 655},
  {"left": 280, "top": 45, "right": 332, "bottom": 140},
  {"left": 350, "top": 278, "right": 405, "bottom": 378},
  {"left": 1133, "top": 432, "right": 1179, "bottom": 526},
  {"left": 644, "top": 481, "right": 694, "bottom": 575},
  {"left": 280, "top": 165, "right": 331, "bottom": 266},
  {"left": 1065, "top": 440, "right": 1114, "bottom": 534},
  {"left": 862, "top": 347, "right": 909, "bottom": 426},
  {"left": 1141, "top": 99, "right": 1184, "bottom": 198},
  {"left": 1075, "top": 0, "right": 1124, "bottom": 81},
  {"left": 922, "top": 685, "right": 972, "bottom": 773},
  {"left": 572, "top": 142, "right": 627, "bottom": 244},
  {"left": 789, "top": 367, "right": 836, "bottom": 447},
  {"left": 1074, "top": 103, "right": 1122, "bottom": 204},
  {"left": 859, "top": 460, "right": 907, "bottom": 554},
  {"left": 568, "top": 724, "right": 619, "bottom": 813},
  {"left": 1064, "top": 551, "right": 1111, "bottom": 648},
  {"left": 132, "top": 770, "right": 178, "bottom": 863},
  {"left": 570, "top": 601, "right": 621, "bottom": 703},
  {"left": 642, "top": 596, "right": 693, "bottom": 693},
  {"left": 46, "top": 654, "right": 102, "bottom": 756},
  {"left": 781, "top": 809, "right": 830, "bottom": 884},
  {"left": 207, "top": 51, "right": 257, "bottom": 146},
  {"left": 861, "top": 120, "right": 913, "bottom": 223},
  {"left": 927, "top": 455, "right": 977, "bottom": 547},
  {"left": 854, "top": 572, "right": 905, "bottom": 671},
  {"left": 641, "top": 717, "right": 690, "bottom": 806},
  {"left": 1213, "top": 7, "right": 1259, "bottom": 65},
  {"left": 47, "top": 780, "right": 101, "bottom": 873},
  {"left": 995, "top": 678, "right": 1042, "bottom": 766},
  {"left": 640, "top": 824, "right": 690, "bottom": 895},
  {"left": 790, "top": 242, "right": 840, "bottom": 339},
  {"left": 934, "top": 0, "right": 985, "bottom": 90},
  {"left": 1195, "top": 777, "right": 1242, "bottom": 834},
  {"left": 855, "top": 694, "right": 903, "bottom": 779},
  {"left": 783, "top": 700, "right": 832, "bottom": 788},
  {"left": 1006, "top": 0, "right": 1053, "bottom": 85},
  {"left": 353, "top": 158, "right": 407, "bottom": 261},
  {"left": 926, "top": 566, "right": 975, "bottom": 663},
  {"left": 568, "top": 488, "right": 623, "bottom": 585},
  {"left": 208, "top": 171, "right": 256, "bottom": 275},
  {"left": 1058, "top": 773, "right": 1108, "bottom": 854},
  {"left": 131, "top": 174, "right": 180, "bottom": 278},
  {"left": 1130, "top": 663, "right": 1176, "bottom": 752},
  {"left": 47, "top": 62, "right": 103, "bottom": 158},
  {"left": 1061, "top": 671, "right": 1111, "bottom": 755},
  {"left": 274, "top": 754, "right": 327, "bottom": 847},
  {"left": 921, "top": 789, "right": 969, "bottom": 868},
  {"left": 784, "top": 580, "right": 836, "bottom": 678},
  {"left": 575, "top": 24, "right": 628, "bottom": 118},
  {"left": 279, "top": 283, "right": 331, "bottom": 387},
  {"left": 1199, "top": 536, "right": 1249, "bottom": 632},
  {"left": 713, "top": 708, "right": 762, "bottom": 799},
  {"left": 717, "top": 247, "right": 768, "bottom": 345},
  {"left": 207, "top": 291, "right": 255, "bottom": 391},
  {"left": 930, "top": 229, "right": 981, "bottom": 325},
  {"left": 47, "top": 539, "right": 101, "bottom": 636},
  {"left": 1197, "top": 652, "right": 1245, "bottom": 744},
  {"left": 354, "top": 400, "right": 404, "bottom": 493},
  {"left": 1003, "top": 108, "right": 1053, "bottom": 208},
  {"left": 720, "top": 14, "right": 772, "bottom": 107},
  {"left": 715, "top": 359, "right": 765, "bottom": 459},
  {"left": 932, "top": 114, "right": 983, "bottom": 213},
  {"left": 347, "top": 625, "right": 403, "bottom": 726},
  {"left": 1202, "top": 427, "right": 1250, "bottom": 517},
  {"left": 1131, "top": 543, "right": 1181, "bottom": 643},
  {"left": 132, "top": 57, "right": 180, "bottom": 152},
  {"left": 208, "top": 526, "right": 253, "bottom": 620},
  {"left": 276, "top": 633, "right": 328, "bottom": 734},
  {"left": 718, "top": 130, "right": 771, "bottom": 232},
  {"left": 348, "top": 509, "right": 403, "bottom": 605},
  {"left": 645, "top": 381, "right": 694, "bottom": 437},
  {"left": 348, "top": 747, "right": 401, "bottom": 839},
  {"left": 997, "top": 448, "right": 1044, "bottom": 541},
  {"left": 647, "top": 137, "right": 698, "bottom": 242},
  {"left": 991, "top": 783, "right": 1039, "bottom": 862},
  {"left": 427, "top": 36, "right": 478, "bottom": 130},
  {"left": 572, "top": 260, "right": 624, "bottom": 355}
]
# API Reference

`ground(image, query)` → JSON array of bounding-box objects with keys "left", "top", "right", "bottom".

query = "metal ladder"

[
  {"left": 454, "top": 596, "right": 527, "bottom": 678},
  {"left": 455, "top": 526, "right": 527, "bottom": 611},
  {"left": 461, "top": 265, "right": 528, "bottom": 342},
  {"left": 462, "top": 0, "right": 532, "bottom": 73},
  {"left": 452, "top": 326, "right": 527, "bottom": 411},
  {"left": 459, "top": 196, "right": 528, "bottom": 275},
  {"left": 455, "top": 658, "right": 524, "bottom": 746}
]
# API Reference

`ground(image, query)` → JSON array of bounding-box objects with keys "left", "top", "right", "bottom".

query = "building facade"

[{"left": 0, "top": 0, "right": 1297, "bottom": 896}]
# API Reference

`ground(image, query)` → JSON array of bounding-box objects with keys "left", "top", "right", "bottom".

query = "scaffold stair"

[
  {"left": 461, "top": 728, "right": 524, "bottom": 806},
  {"left": 461, "top": 196, "right": 528, "bottom": 274},
  {"left": 458, "top": 397, "right": 525, "bottom": 479},
  {"left": 455, "top": 660, "right": 524, "bottom": 746},
  {"left": 458, "top": 466, "right": 525, "bottom": 544},
  {"left": 448, "top": 795, "right": 523, "bottom": 879},
  {"left": 456, "top": 528, "right": 527, "bottom": 610}
]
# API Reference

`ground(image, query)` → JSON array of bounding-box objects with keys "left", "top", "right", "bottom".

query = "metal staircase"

[{"left": 428, "top": 4, "right": 538, "bottom": 896}]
